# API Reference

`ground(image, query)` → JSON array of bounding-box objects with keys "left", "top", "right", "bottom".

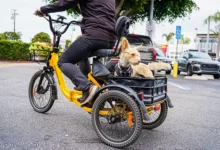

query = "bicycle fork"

[{"left": 36, "top": 67, "right": 58, "bottom": 100}]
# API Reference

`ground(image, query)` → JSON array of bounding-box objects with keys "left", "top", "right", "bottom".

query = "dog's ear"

[
  {"left": 135, "top": 45, "right": 142, "bottom": 51},
  {"left": 121, "top": 37, "right": 130, "bottom": 52}
]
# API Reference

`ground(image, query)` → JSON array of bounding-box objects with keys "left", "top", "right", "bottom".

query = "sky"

[{"left": 0, "top": 0, "right": 219, "bottom": 44}]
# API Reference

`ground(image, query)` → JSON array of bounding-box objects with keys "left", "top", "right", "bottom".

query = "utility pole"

[
  {"left": 195, "top": 28, "right": 198, "bottom": 51},
  {"left": 11, "top": 9, "right": 19, "bottom": 33},
  {"left": 148, "top": 0, "right": 154, "bottom": 38}
]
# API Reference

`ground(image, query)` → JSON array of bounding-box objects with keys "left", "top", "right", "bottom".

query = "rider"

[{"left": 35, "top": 0, "right": 116, "bottom": 105}]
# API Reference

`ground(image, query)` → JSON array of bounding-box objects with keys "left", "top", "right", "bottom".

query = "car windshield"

[
  {"left": 127, "top": 35, "right": 153, "bottom": 47},
  {"left": 155, "top": 49, "right": 165, "bottom": 57},
  {"left": 189, "top": 52, "right": 212, "bottom": 60}
]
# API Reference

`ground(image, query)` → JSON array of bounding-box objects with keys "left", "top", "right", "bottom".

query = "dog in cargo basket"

[{"left": 114, "top": 37, "right": 171, "bottom": 78}]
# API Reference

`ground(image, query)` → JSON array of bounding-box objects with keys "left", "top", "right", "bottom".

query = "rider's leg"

[
  {"left": 58, "top": 37, "right": 114, "bottom": 104},
  {"left": 79, "top": 58, "right": 91, "bottom": 77}
]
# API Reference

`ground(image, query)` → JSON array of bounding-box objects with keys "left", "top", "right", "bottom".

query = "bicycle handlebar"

[{"left": 35, "top": 11, "right": 81, "bottom": 35}]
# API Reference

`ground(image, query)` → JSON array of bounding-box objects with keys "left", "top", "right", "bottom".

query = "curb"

[
  {"left": 0, "top": 60, "right": 34, "bottom": 63},
  {"left": 184, "top": 76, "right": 208, "bottom": 80}
]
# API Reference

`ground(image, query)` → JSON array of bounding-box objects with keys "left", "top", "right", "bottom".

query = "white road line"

[{"left": 168, "top": 81, "right": 192, "bottom": 91}]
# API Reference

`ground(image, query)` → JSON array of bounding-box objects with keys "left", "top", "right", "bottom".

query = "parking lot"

[{"left": 0, "top": 62, "right": 220, "bottom": 150}]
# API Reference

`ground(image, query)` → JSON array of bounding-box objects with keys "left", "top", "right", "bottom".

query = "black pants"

[{"left": 58, "top": 37, "right": 115, "bottom": 91}]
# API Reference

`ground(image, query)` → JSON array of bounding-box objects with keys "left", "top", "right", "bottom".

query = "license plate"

[{"left": 140, "top": 52, "right": 153, "bottom": 60}]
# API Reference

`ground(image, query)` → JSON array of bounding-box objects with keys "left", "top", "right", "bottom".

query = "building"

[
  {"left": 160, "top": 32, "right": 218, "bottom": 58},
  {"left": 195, "top": 34, "right": 218, "bottom": 54}
]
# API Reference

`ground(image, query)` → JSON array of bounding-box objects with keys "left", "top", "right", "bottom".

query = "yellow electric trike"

[{"left": 28, "top": 13, "right": 173, "bottom": 148}]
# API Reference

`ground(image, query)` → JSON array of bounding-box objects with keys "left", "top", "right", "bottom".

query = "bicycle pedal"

[{"left": 80, "top": 102, "right": 93, "bottom": 108}]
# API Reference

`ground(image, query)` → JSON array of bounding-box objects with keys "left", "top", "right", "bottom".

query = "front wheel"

[
  {"left": 29, "top": 70, "right": 54, "bottom": 113},
  {"left": 213, "top": 74, "right": 220, "bottom": 79},
  {"left": 166, "top": 70, "right": 171, "bottom": 75},
  {"left": 143, "top": 101, "right": 168, "bottom": 130},
  {"left": 187, "top": 65, "right": 193, "bottom": 76},
  {"left": 91, "top": 90, "right": 142, "bottom": 148}
]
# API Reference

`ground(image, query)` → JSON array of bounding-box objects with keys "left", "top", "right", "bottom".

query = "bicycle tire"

[
  {"left": 143, "top": 101, "right": 168, "bottom": 130},
  {"left": 91, "top": 90, "right": 142, "bottom": 148},
  {"left": 28, "top": 70, "right": 54, "bottom": 113}
]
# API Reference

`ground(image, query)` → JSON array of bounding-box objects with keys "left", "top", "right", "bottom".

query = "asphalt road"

[{"left": 0, "top": 63, "right": 220, "bottom": 150}]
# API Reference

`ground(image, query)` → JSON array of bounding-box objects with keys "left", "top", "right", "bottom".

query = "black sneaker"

[
  {"left": 77, "top": 90, "right": 89, "bottom": 103},
  {"left": 81, "top": 85, "right": 98, "bottom": 106}
]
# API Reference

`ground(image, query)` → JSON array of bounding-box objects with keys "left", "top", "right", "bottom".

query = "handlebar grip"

[
  {"left": 36, "top": 11, "right": 43, "bottom": 16},
  {"left": 35, "top": 10, "right": 47, "bottom": 17}
]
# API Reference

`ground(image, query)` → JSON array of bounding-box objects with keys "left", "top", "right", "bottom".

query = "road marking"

[{"left": 168, "top": 81, "right": 192, "bottom": 91}]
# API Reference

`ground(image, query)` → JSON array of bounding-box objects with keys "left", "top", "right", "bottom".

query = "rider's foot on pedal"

[{"left": 80, "top": 85, "right": 98, "bottom": 106}]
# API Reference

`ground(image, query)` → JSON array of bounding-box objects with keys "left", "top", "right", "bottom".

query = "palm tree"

[
  {"left": 204, "top": 11, "right": 220, "bottom": 57},
  {"left": 162, "top": 32, "right": 175, "bottom": 57},
  {"left": 210, "top": 29, "right": 219, "bottom": 38},
  {"left": 180, "top": 35, "right": 191, "bottom": 52}
]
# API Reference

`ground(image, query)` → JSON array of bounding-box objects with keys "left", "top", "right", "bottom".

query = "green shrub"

[
  {"left": 0, "top": 40, "right": 30, "bottom": 60},
  {"left": 4, "top": 32, "right": 21, "bottom": 41}
]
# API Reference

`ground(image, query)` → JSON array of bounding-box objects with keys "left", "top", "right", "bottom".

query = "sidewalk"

[{"left": 0, "top": 61, "right": 41, "bottom": 68}]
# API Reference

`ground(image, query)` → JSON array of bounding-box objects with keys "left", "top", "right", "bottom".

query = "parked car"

[
  {"left": 154, "top": 48, "right": 174, "bottom": 74},
  {"left": 106, "top": 34, "right": 172, "bottom": 75},
  {"left": 177, "top": 51, "right": 220, "bottom": 79},
  {"left": 106, "top": 34, "right": 156, "bottom": 74}
]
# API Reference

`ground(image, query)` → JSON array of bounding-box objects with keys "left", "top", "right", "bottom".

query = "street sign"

[{"left": 176, "top": 26, "right": 181, "bottom": 40}]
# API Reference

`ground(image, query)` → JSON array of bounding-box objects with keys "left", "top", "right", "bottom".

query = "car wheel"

[
  {"left": 187, "top": 65, "right": 193, "bottom": 76},
  {"left": 166, "top": 70, "right": 171, "bottom": 75},
  {"left": 152, "top": 70, "right": 155, "bottom": 76},
  {"left": 213, "top": 74, "right": 220, "bottom": 79},
  {"left": 177, "top": 70, "right": 180, "bottom": 75}
]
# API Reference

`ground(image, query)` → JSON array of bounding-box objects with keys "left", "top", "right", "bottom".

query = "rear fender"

[{"left": 92, "top": 84, "right": 151, "bottom": 121}]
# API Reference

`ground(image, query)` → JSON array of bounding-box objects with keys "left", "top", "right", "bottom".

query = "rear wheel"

[
  {"left": 213, "top": 74, "right": 220, "bottom": 79},
  {"left": 187, "top": 65, "right": 193, "bottom": 76},
  {"left": 143, "top": 101, "right": 168, "bottom": 130},
  {"left": 29, "top": 70, "right": 54, "bottom": 113},
  {"left": 92, "top": 90, "right": 142, "bottom": 148}
]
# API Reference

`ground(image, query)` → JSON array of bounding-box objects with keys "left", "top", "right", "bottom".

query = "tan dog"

[{"left": 116, "top": 37, "right": 171, "bottom": 78}]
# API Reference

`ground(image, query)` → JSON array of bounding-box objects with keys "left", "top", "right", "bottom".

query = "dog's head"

[{"left": 119, "top": 37, "right": 142, "bottom": 65}]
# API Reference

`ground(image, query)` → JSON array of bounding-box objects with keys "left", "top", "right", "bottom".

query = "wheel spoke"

[
  {"left": 31, "top": 75, "right": 52, "bottom": 109},
  {"left": 97, "top": 97, "right": 135, "bottom": 142}
]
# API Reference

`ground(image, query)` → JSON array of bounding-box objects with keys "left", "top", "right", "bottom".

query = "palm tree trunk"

[
  {"left": 182, "top": 44, "right": 184, "bottom": 53},
  {"left": 205, "top": 20, "right": 210, "bottom": 53},
  {"left": 166, "top": 44, "right": 169, "bottom": 57}
]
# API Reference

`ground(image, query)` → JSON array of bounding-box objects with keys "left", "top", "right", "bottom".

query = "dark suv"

[{"left": 177, "top": 51, "right": 220, "bottom": 79}]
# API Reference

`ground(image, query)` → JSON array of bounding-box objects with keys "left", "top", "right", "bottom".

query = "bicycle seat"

[{"left": 90, "top": 49, "right": 115, "bottom": 57}]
